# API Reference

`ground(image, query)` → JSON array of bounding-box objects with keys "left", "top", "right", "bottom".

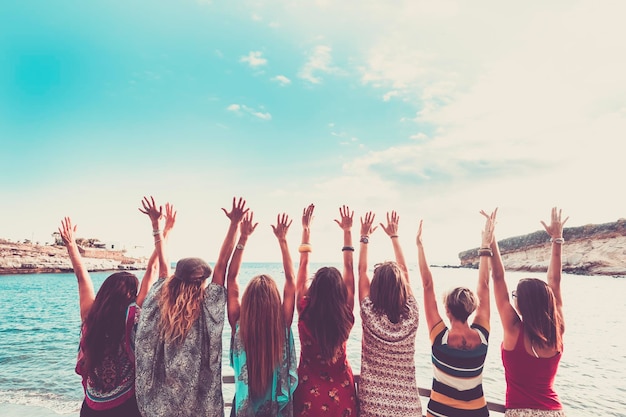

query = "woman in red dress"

[{"left": 293, "top": 204, "right": 358, "bottom": 417}]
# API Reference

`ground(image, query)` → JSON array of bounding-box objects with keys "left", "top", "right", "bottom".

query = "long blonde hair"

[
  {"left": 158, "top": 277, "right": 205, "bottom": 344},
  {"left": 240, "top": 275, "right": 284, "bottom": 398}
]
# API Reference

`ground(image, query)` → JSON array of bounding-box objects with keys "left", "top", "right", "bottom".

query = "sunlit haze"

[{"left": 2, "top": 0, "right": 624, "bottom": 265}]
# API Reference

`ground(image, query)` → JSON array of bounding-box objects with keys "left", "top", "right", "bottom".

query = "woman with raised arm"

[
  {"left": 135, "top": 197, "right": 248, "bottom": 417},
  {"left": 493, "top": 208, "right": 568, "bottom": 417},
  {"left": 293, "top": 204, "right": 358, "bottom": 417},
  {"left": 417, "top": 209, "right": 497, "bottom": 417},
  {"left": 357, "top": 211, "right": 421, "bottom": 417},
  {"left": 59, "top": 196, "right": 174, "bottom": 417},
  {"left": 227, "top": 212, "right": 298, "bottom": 417}
]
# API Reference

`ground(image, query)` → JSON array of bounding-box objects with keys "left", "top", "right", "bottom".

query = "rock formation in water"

[
  {"left": 458, "top": 219, "right": 626, "bottom": 276},
  {"left": 0, "top": 240, "right": 145, "bottom": 274}
]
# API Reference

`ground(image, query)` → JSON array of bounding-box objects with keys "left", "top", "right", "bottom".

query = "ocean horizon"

[{"left": 1, "top": 263, "right": 624, "bottom": 416}]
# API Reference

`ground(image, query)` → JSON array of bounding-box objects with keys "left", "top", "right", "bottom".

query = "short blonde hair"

[{"left": 444, "top": 287, "right": 478, "bottom": 323}]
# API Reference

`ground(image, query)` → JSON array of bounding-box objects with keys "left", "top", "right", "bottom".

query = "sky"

[{"left": 1, "top": 0, "right": 624, "bottom": 265}]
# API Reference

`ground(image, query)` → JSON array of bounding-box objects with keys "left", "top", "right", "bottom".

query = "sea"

[{"left": 1, "top": 263, "right": 625, "bottom": 417}]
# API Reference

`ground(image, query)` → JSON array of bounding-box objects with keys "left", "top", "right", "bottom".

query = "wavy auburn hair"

[
  {"left": 516, "top": 278, "right": 564, "bottom": 351},
  {"left": 240, "top": 275, "right": 284, "bottom": 399},
  {"left": 370, "top": 261, "right": 410, "bottom": 324},
  {"left": 82, "top": 272, "right": 138, "bottom": 377},
  {"left": 158, "top": 276, "right": 206, "bottom": 345},
  {"left": 302, "top": 267, "right": 353, "bottom": 360}
]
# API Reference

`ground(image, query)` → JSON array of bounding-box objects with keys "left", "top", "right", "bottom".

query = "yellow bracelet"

[{"left": 298, "top": 244, "right": 312, "bottom": 253}]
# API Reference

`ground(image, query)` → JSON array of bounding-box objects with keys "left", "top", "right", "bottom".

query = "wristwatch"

[
  {"left": 359, "top": 236, "right": 369, "bottom": 244},
  {"left": 236, "top": 244, "right": 245, "bottom": 250}
]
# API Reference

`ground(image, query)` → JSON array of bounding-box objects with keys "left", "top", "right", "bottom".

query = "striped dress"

[{"left": 428, "top": 320, "right": 489, "bottom": 417}]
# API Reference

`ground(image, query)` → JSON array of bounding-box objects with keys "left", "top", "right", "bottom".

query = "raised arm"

[
  {"left": 473, "top": 209, "right": 497, "bottom": 328},
  {"left": 137, "top": 198, "right": 177, "bottom": 307},
  {"left": 489, "top": 210, "right": 519, "bottom": 347},
  {"left": 227, "top": 211, "right": 258, "bottom": 329},
  {"left": 541, "top": 207, "right": 568, "bottom": 326},
  {"left": 358, "top": 211, "right": 377, "bottom": 303},
  {"left": 380, "top": 211, "right": 412, "bottom": 296},
  {"left": 416, "top": 220, "right": 442, "bottom": 332},
  {"left": 59, "top": 217, "right": 95, "bottom": 322},
  {"left": 213, "top": 197, "right": 248, "bottom": 286},
  {"left": 296, "top": 204, "right": 314, "bottom": 314},
  {"left": 272, "top": 213, "right": 296, "bottom": 327},
  {"left": 335, "top": 205, "right": 355, "bottom": 311}
]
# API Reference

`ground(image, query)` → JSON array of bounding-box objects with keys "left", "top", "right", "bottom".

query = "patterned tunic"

[
  {"left": 359, "top": 295, "right": 421, "bottom": 417},
  {"left": 230, "top": 323, "right": 298, "bottom": 417},
  {"left": 76, "top": 303, "right": 139, "bottom": 412},
  {"left": 135, "top": 280, "right": 227, "bottom": 417},
  {"left": 294, "top": 297, "right": 357, "bottom": 417},
  {"left": 428, "top": 320, "right": 490, "bottom": 417}
]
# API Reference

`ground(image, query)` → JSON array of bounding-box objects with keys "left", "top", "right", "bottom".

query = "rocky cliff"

[
  {"left": 0, "top": 240, "right": 145, "bottom": 275},
  {"left": 458, "top": 219, "right": 626, "bottom": 276}
]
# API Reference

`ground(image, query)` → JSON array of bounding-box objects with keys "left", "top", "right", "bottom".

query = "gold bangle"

[{"left": 298, "top": 244, "right": 312, "bottom": 253}]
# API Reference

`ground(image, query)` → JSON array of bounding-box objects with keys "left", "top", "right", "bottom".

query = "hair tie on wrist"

[
  {"left": 342, "top": 246, "right": 355, "bottom": 252},
  {"left": 390, "top": 235, "right": 398, "bottom": 239}
]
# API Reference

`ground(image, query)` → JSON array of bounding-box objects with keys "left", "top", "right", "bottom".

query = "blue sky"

[{"left": 2, "top": 0, "right": 624, "bottom": 264}]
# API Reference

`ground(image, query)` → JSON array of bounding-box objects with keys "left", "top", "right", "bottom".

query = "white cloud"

[
  {"left": 226, "top": 103, "right": 272, "bottom": 121},
  {"left": 409, "top": 132, "right": 427, "bottom": 141},
  {"left": 240, "top": 51, "right": 267, "bottom": 67},
  {"left": 298, "top": 45, "right": 336, "bottom": 84},
  {"left": 383, "top": 90, "right": 398, "bottom": 102},
  {"left": 271, "top": 75, "right": 292, "bottom": 86},
  {"left": 252, "top": 111, "right": 272, "bottom": 120}
]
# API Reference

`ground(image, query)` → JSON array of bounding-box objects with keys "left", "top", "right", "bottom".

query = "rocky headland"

[
  {"left": 0, "top": 239, "right": 145, "bottom": 275},
  {"left": 458, "top": 219, "right": 626, "bottom": 277}
]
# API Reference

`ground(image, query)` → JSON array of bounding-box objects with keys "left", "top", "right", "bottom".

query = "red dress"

[{"left": 294, "top": 298, "right": 357, "bottom": 417}]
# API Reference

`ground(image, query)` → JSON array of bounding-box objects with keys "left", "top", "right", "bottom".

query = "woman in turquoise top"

[{"left": 226, "top": 211, "right": 298, "bottom": 417}]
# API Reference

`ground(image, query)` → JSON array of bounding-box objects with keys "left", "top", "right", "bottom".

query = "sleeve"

[
  {"left": 204, "top": 282, "right": 227, "bottom": 323},
  {"left": 429, "top": 320, "right": 447, "bottom": 345},
  {"left": 471, "top": 322, "right": 490, "bottom": 342}
]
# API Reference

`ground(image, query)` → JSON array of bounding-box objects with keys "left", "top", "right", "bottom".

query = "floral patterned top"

[
  {"left": 359, "top": 295, "right": 421, "bottom": 417},
  {"left": 75, "top": 303, "right": 138, "bottom": 411},
  {"left": 294, "top": 297, "right": 357, "bottom": 416},
  {"left": 135, "top": 280, "right": 227, "bottom": 417},
  {"left": 230, "top": 323, "right": 298, "bottom": 417}
]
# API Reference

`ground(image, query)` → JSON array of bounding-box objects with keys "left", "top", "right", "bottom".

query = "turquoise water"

[{"left": 0, "top": 263, "right": 625, "bottom": 416}]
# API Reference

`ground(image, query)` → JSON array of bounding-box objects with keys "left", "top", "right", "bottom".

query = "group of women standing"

[{"left": 59, "top": 197, "right": 568, "bottom": 417}]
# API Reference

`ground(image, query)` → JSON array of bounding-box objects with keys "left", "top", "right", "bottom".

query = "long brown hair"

[
  {"left": 516, "top": 278, "right": 564, "bottom": 351},
  {"left": 82, "top": 272, "right": 138, "bottom": 376},
  {"left": 302, "top": 267, "right": 353, "bottom": 360},
  {"left": 240, "top": 275, "right": 284, "bottom": 399},
  {"left": 370, "top": 261, "right": 409, "bottom": 323},
  {"left": 158, "top": 276, "right": 205, "bottom": 344}
]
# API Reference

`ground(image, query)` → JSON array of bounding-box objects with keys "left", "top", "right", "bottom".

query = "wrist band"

[
  {"left": 342, "top": 246, "right": 355, "bottom": 252},
  {"left": 154, "top": 239, "right": 162, "bottom": 244},
  {"left": 477, "top": 248, "right": 493, "bottom": 257},
  {"left": 390, "top": 235, "right": 398, "bottom": 239},
  {"left": 298, "top": 244, "right": 312, "bottom": 253},
  {"left": 152, "top": 229, "right": 161, "bottom": 236},
  {"left": 360, "top": 236, "right": 369, "bottom": 244},
  {"left": 551, "top": 237, "right": 565, "bottom": 244}
]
